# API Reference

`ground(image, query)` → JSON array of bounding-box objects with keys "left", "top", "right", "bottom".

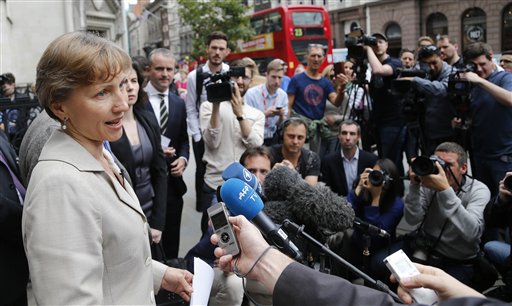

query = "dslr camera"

[
  {"left": 367, "top": 169, "right": 389, "bottom": 187},
  {"left": 411, "top": 155, "right": 447, "bottom": 176},
  {"left": 205, "top": 67, "right": 246, "bottom": 103},
  {"left": 344, "top": 28, "right": 376, "bottom": 60}
]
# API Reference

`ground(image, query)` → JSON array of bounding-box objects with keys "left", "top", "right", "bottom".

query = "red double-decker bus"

[{"left": 227, "top": 5, "right": 333, "bottom": 76}]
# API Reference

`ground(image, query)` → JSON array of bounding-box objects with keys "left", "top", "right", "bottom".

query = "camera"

[
  {"left": 344, "top": 28, "right": 376, "bottom": 60},
  {"left": 205, "top": 67, "right": 246, "bottom": 103},
  {"left": 504, "top": 175, "right": 512, "bottom": 191},
  {"left": 368, "top": 170, "right": 386, "bottom": 187},
  {"left": 447, "top": 62, "right": 477, "bottom": 96},
  {"left": 411, "top": 155, "right": 447, "bottom": 176}
]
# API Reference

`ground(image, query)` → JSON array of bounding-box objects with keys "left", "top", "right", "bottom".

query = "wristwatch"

[{"left": 236, "top": 115, "right": 245, "bottom": 121}]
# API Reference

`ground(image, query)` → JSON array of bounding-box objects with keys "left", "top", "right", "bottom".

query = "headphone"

[{"left": 278, "top": 117, "right": 310, "bottom": 143}]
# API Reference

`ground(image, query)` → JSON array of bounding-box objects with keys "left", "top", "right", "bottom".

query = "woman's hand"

[{"left": 161, "top": 267, "right": 194, "bottom": 302}]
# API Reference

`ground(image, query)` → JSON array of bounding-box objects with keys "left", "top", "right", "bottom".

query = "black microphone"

[
  {"left": 353, "top": 217, "right": 390, "bottom": 238},
  {"left": 220, "top": 178, "right": 303, "bottom": 261},
  {"left": 263, "top": 166, "right": 355, "bottom": 238}
]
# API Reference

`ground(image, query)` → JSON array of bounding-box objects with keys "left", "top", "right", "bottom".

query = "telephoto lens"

[
  {"left": 411, "top": 156, "right": 445, "bottom": 176},
  {"left": 368, "top": 170, "right": 385, "bottom": 187},
  {"left": 504, "top": 175, "right": 512, "bottom": 191}
]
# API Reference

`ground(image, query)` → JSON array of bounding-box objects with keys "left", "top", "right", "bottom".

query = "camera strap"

[
  {"left": 195, "top": 65, "right": 204, "bottom": 112},
  {"left": 415, "top": 191, "right": 448, "bottom": 251}
]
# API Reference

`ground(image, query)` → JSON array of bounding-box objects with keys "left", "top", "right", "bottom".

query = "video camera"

[
  {"left": 204, "top": 67, "right": 246, "bottom": 103},
  {"left": 391, "top": 65, "right": 430, "bottom": 123},
  {"left": 447, "top": 62, "right": 476, "bottom": 96},
  {"left": 344, "top": 28, "right": 376, "bottom": 61}
]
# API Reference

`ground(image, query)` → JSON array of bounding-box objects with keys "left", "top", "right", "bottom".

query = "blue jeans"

[{"left": 484, "top": 241, "right": 511, "bottom": 269}]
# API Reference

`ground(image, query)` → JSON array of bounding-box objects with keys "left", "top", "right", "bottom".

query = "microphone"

[
  {"left": 263, "top": 166, "right": 355, "bottom": 238},
  {"left": 353, "top": 217, "right": 390, "bottom": 238},
  {"left": 220, "top": 178, "right": 303, "bottom": 261},
  {"left": 222, "top": 162, "right": 263, "bottom": 198}
]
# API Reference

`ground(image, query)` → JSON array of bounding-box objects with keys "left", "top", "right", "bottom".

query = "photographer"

[
  {"left": 399, "top": 45, "right": 456, "bottom": 156},
  {"left": 483, "top": 172, "right": 512, "bottom": 301},
  {"left": 199, "top": 59, "right": 265, "bottom": 233},
  {"left": 400, "top": 142, "right": 489, "bottom": 286},
  {"left": 0, "top": 72, "right": 30, "bottom": 140},
  {"left": 458, "top": 42, "right": 512, "bottom": 196},
  {"left": 365, "top": 33, "right": 406, "bottom": 176}
]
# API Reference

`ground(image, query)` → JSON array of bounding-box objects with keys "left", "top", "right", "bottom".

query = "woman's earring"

[{"left": 61, "top": 117, "right": 68, "bottom": 130}]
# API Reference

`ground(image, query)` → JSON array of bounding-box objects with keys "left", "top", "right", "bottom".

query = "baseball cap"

[{"left": 372, "top": 32, "right": 388, "bottom": 42}]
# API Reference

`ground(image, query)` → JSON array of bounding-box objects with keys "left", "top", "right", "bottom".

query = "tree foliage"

[{"left": 177, "top": 0, "right": 255, "bottom": 59}]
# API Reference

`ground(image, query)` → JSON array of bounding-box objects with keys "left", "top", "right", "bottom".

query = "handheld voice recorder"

[{"left": 207, "top": 202, "right": 240, "bottom": 256}]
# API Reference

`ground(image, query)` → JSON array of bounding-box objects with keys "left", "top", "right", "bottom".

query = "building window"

[
  {"left": 385, "top": 22, "right": 402, "bottom": 58},
  {"left": 426, "top": 12, "right": 448, "bottom": 41},
  {"left": 502, "top": 3, "right": 512, "bottom": 51},
  {"left": 461, "top": 7, "right": 486, "bottom": 50}
]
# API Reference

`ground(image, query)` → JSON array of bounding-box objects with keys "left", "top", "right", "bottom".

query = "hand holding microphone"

[{"left": 220, "top": 178, "right": 303, "bottom": 261}]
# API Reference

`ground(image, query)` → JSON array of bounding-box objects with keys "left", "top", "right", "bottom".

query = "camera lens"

[
  {"left": 411, "top": 156, "right": 438, "bottom": 176},
  {"left": 504, "top": 176, "right": 512, "bottom": 191},
  {"left": 368, "top": 170, "right": 384, "bottom": 186}
]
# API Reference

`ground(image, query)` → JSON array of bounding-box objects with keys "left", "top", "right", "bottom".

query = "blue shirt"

[
  {"left": 342, "top": 148, "right": 359, "bottom": 192},
  {"left": 281, "top": 75, "right": 291, "bottom": 92},
  {"left": 470, "top": 70, "right": 512, "bottom": 158},
  {"left": 287, "top": 72, "right": 335, "bottom": 120},
  {"left": 245, "top": 84, "right": 288, "bottom": 139}
]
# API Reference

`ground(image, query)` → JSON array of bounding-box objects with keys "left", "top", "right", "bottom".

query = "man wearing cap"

[
  {"left": 365, "top": 32, "right": 406, "bottom": 175},
  {"left": 398, "top": 45, "right": 455, "bottom": 156},
  {"left": 245, "top": 59, "right": 288, "bottom": 146}
]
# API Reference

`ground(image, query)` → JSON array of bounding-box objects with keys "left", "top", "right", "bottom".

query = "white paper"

[
  {"left": 160, "top": 135, "right": 171, "bottom": 149},
  {"left": 189, "top": 257, "right": 214, "bottom": 306}
]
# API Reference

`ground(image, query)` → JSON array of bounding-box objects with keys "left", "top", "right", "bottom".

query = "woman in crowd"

[
  {"left": 109, "top": 62, "right": 168, "bottom": 247},
  {"left": 22, "top": 32, "right": 192, "bottom": 304},
  {"left": 342, "top": 158, "right": 404, "bottom": 277},
  {"left": 175, "top": 68, "right": 188, "bottom": 100}
]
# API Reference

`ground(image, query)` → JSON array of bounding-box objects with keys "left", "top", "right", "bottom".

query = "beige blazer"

[{"left": 22, "top": 130, "right": 167, "bottom": 305}]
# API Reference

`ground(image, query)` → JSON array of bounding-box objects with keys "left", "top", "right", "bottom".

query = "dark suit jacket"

[
  {"left": 0, "top": 130, "right": 29, "bottom": 303},
  {"left": 320, "top": 149, "right": 378, "bottom": 196},
  {"left": 146, "top": 92, "right": 189, "bottom": 196},
  {"left": 110, "top": 108, "right": 168, "bottom": 230},
  {"left": 274, "top": 262, "right": 501, "bottom": 306}
]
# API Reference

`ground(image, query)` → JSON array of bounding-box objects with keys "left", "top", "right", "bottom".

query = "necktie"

[
  {"left": 159, "top": 93, "right": 168, "bottom": 134},
  {"left": 0, "top": 151, "right": 26, "bottom": 201}
]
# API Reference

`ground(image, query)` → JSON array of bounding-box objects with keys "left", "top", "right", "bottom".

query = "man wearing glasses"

[
  {"left": 500, "top": 50, "right": 512, "bottom": 73},
  {"left": 398, "top": 45, "right": 456, "bottom": 156}
]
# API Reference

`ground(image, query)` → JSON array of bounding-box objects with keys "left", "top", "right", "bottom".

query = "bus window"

[{"left": 292, "top": 12, "right": 323, "bottom": 26}]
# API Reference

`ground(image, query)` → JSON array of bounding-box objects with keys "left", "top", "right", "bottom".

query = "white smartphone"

[
  {"left": 384, "top": 250, "right": 438, "bottom": 305},
  {"left": 207, "top": 202, "right": 240, "bottom": 256}
]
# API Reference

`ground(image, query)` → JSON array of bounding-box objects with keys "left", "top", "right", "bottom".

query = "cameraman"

[
  {"left": 459, "top": 42, "right": 512, "bottom": 196},
  {"left": 365, "top": 33, "right": 406, "bottom": 176},
  {"left": 0, "top": 72, "right": 30, "bottom": 141},
  {"left": 399, "top": 45, "right": 456, "bottom": 156},
  {"left": 199, "top": 59, "right": 265, "bottom": 233},
  {"left": 483, "top": 172, "right": 512, "bottom": 301},
  {"left": 401, "top": 142, "right": 489, "bottom": 286}
]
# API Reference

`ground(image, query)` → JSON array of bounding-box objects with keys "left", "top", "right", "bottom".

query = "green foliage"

[{"left": 177, "top": 0, "right": 255, "bottom": 59}]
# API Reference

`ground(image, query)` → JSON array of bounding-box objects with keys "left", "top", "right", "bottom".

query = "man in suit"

[
  {"left": 0, "top": 129, "right": 29, "bottom": 305},
  {"left": 321, "top": 119, "right": 378, "bottom": 196},
  {"left": 145, "top": 48, "right": 190, "bottom": 259}
]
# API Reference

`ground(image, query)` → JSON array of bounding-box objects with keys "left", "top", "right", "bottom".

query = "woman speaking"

[{"left": 22, "top": 32, "right": 192, "bottom": 304}]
